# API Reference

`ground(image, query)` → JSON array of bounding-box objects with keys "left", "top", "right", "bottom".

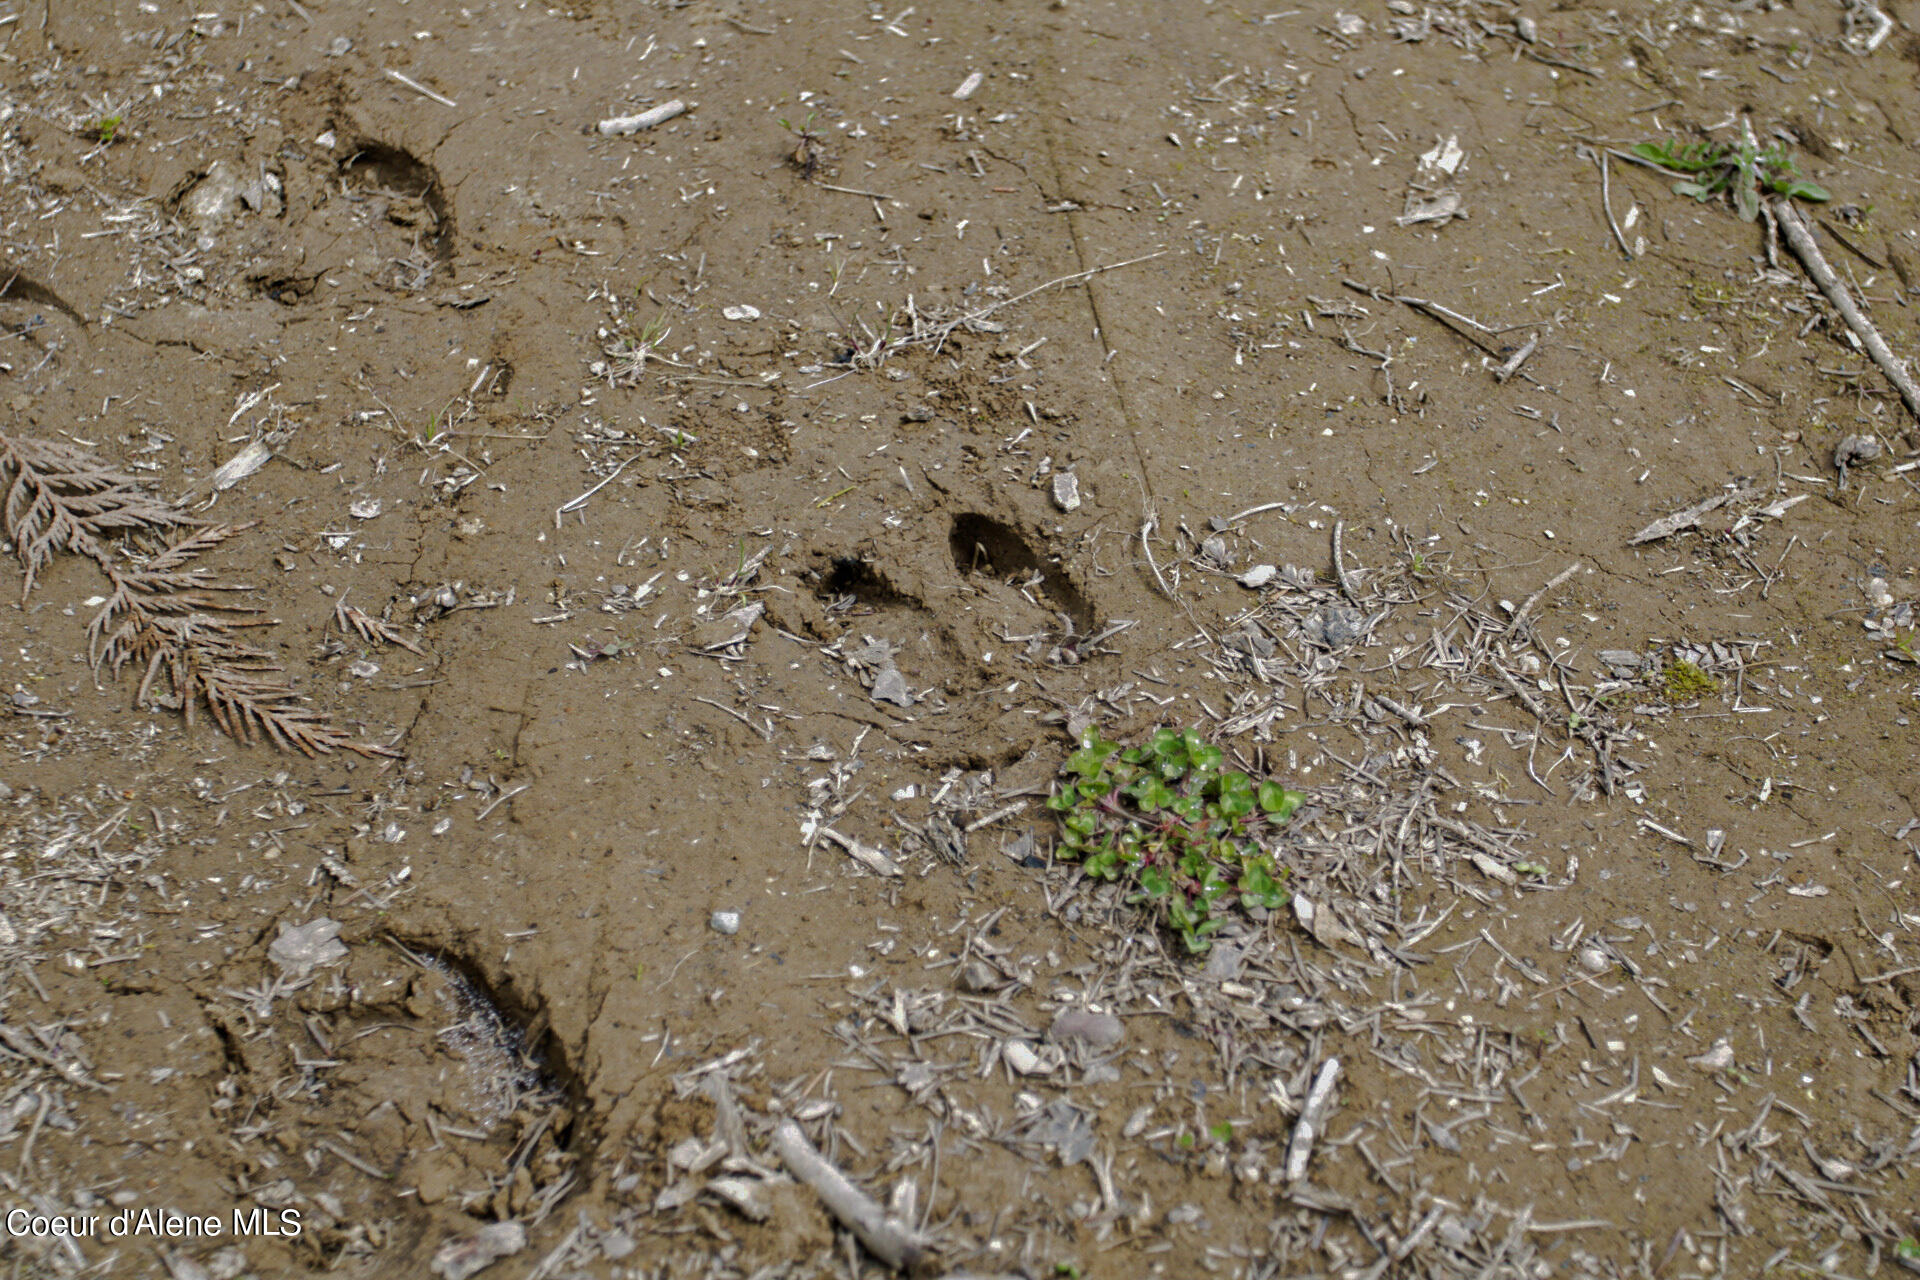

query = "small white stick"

[
  {"left": 951, "top": 71, "right": 984, "bottom": 100},
  {"left": 1774, "top": 199, "right": 1920, "bottom": 425},
  {"left": 555, "top": 453, "right": 638, "bottom": 526},
  {"left": 384, "top": 68, "right": 456, "bottom": 108},
  {"left": 1284, "top": 1057, "right": 1342, "bottom": 1182},
  {"left": 1503, "top": 561, "right": 1582, "bottom": 637},
  {"left": 597, "top": 100, "right": 687, "bottom": 136},
  {"left": 770, "top": 1120, "right": 930, "bottom": 1270},
  {"left": 816, "top": 827, "right": 903, "bottom": 877}
]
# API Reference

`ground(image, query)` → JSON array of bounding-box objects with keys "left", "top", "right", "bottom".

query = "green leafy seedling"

[
  {"left": 95, "top": 114, "right": 123, "bottom": 144},
  {"left": 1631, "top": 136, "right": 1828, "bottom": 223},
  {"left": 1047, "top": 723, "right": 1303, "bottom": 954},
  {"left": 779, "top": 111, "right": 824, "bottom": 178}
]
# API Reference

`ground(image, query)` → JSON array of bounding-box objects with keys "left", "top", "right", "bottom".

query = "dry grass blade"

[
  {"left": 1, "top": 430, "right": 196, "bottom": 597},
  {"left": 336, "top": 593, "right": 428, "bottom": 654}
]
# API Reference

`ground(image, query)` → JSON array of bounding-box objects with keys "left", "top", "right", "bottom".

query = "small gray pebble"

[
  {"left": 709, "top": 910, "right": 741, "bottom": 935},
  {"left": 1049, "top": 1007, "right": 1125, "bottom": 1049},
  {"left": 957, "top": 960, "right": 1002, "bottom": 993},
  {"left": 1834, "top": 433, "right": 1882, "bottom": 470},
  {"left": 869, "top": 666, "right": 914, "bottom": 708}
]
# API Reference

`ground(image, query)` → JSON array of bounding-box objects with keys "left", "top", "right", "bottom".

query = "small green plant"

[
  {"left": 94, "top": 114, "right": 123, "bottom": 144},
  {"left": 1046, "top": 724, "right": 1302, "bottom": 954},
  {"left": 1660, "top": 658, "right": 1720, "bottom": 703},
  {"left": 1893, "top": 1238, "right": 1920, "bottom": 1262},
  {"left": 1631, "top": 136, "right": 1829, "bottom": 223},
  {"left": 778, "top": 111, "right": 823, "bottom": 178}
]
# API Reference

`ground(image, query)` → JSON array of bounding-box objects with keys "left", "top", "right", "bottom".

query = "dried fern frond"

[
  {"left": 1, "top": 431, "right": 196, "bottom": 597},
  {"left": 134, "top": 620, "right": 399, "bottom": 758},
  {"left": 2, "top": 431, "right": 403, "bottom": 760},
  {"left": 85, "top": 524, "right": 263, "bottom": 673},
  {"left": 335, "top": 592, "right": 428, "bottom": 654}
]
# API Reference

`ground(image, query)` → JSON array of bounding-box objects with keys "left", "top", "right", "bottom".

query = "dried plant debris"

[
  {"left": 335, "top": 592, "right": 429, "bottom": 654},
  {"left": 1, "top": 430, "right": 195, "bottom": 595},
  {"left": 1, "top": 431, "right": 398, "bottom": 758}
]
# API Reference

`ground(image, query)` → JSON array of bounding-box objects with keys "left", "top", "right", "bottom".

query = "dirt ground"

[{"left": 3, "top": 0, "right": 1919, "bottom": 1276}]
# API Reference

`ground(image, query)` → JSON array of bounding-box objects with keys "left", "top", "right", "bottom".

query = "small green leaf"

[
  {"left": 1066, "top": 738, "right": 1117, "bottom": 778},
  {"left": 1216, "top": 773, "right": 1255, "bottom": 819},
  {"left": 1137, "top": 866, "right": 1173, "bottom": 900},
  {"left": 1258, "top": 781, "right": 1304, "bottom": 820},
  {"left": 1783, "top": 180, "right": 1829, "bottom": 202}
]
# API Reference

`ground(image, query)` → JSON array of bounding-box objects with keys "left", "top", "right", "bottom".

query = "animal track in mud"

[
  {"left": 338, "top": 139, "right": 455, "bottom": 287},
  {"left": 948, "top": 512, "right": 1094, "bottom": 631},
  {"left": 0, "top": 273, "right": 89, "bottom": 382},
  {"left": 202, "top": 933, "right": 575, "bottom": 1229},
  {"left": 817, "top": 554, "right": 915, "bottom": 614}
]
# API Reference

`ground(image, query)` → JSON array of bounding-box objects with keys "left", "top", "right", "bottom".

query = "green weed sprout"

[
  {"left": 1631, "top": 136, "right": 1828, "bottom": 223},
  {"left": 1046, "top": 724, "right": 1302, "bottom": 954},
  {"left": 95, "top": 115, "right": 123, "bottom": 144}
]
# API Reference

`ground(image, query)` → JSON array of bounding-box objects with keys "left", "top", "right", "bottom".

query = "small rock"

[
  {"left": 600, "top": 1230, "right": 636, "bottom": 1261},
  {"left": 1238, "top": 564, "right": 1277, "bottom": 589},
  {"left": 1200, "top": 535, "right": 1230, "bottom": 565},
  {"left": 1048, "top": 1007, "right": 1124, "bottom": 1049},
  {"left": 1833, "top": 433, "right": 1882, "bottom": 472},
  {"left": 957, "top": 960, "right": 1003, "bottom": 993},
  {"left": 349, "top": 497, "right": 382, "bottom": 520},
  {"left": 1051, "top": 470, "right": 1081, "bottom": 513},
  {"left": 1200, "top": 941, "right": 1245, "bottom": 982},
  {"left": 268, "top": 918, "right": 347, "bottom": 977},
  {"left": 721, "top": 304, "right": 761, "bottom": 321},
  {"left": 903, "top": 404, "right": 935, "bottom": 423},
  {"left": 430, "top": 1222, "right": 526, "bottom": 1280},
  {"left": 1687, "top": 1038, "right": 1736, "bottom": 1072},
  {"left": 869, "top": 666, "right": 915, "bottom": 707},
  {"left": 709, "top": 910, "right": 741, "bottom": 935},
  {"left": 182, "top": 160, "right": 247, "bottom": 224},
  {"left": 1576, "top": 942, "right": 1611, "bottom": 973},
  {"left": 1310, "top": 604, "right": 1364, "bottom": 649}
]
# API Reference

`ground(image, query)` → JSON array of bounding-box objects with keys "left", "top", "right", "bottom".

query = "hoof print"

[{"left": 949, "top": 513, "right": 1093, "bottom": 630}]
